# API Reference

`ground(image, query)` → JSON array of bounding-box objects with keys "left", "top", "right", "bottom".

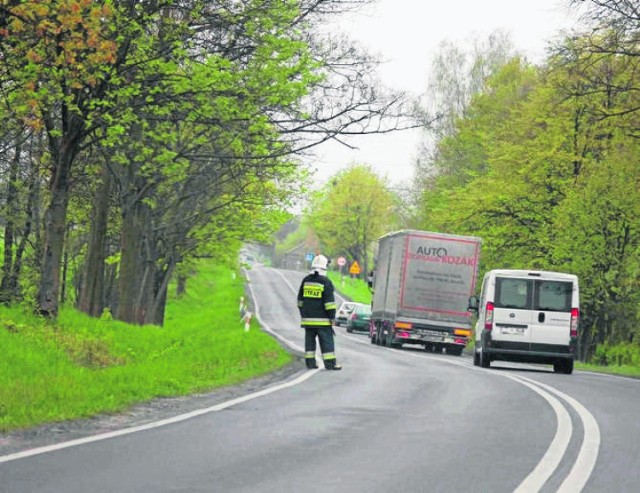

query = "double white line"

[
  {"left": 507, "top": 372, "right": 600, "bottom": 492},
  {"left": 385, "top": 346, "right": 601, "bottom": 493},
  {"left": 272, "top": 267, "right": 601, "bottom": 492}
]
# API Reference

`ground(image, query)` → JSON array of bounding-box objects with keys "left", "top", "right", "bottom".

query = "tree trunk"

[
  {"left": 148, "top": 263, "right": 173, "bottom": 326},
  {"left": 7, "top": 163, "right": 40, "bottom": 301},
  {"left": 77, "top": 165, "right": 111, "bottom": 317},
  {"left": 38, "top": 149, "right": 74, "bottom": 316},
  {"left": 104, "top": 262, "right": 119, "bottom": 315},
  {"left": 176, "top": 274, "right": 187, "bottom": 296},
  {"left": 116, "top": 199, "right": 154, "bottom": 325},
  {"left": 0, "top": 143, "right": 20, "bottom": 303}
]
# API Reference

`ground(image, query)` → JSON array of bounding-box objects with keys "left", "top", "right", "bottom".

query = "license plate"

[{"left": 501, "top": 327, "right": 525, "bottom": 335}]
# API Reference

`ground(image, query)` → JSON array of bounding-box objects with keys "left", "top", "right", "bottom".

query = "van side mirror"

[{"left": 467, "top": 296, "right": 479, "bottom": 312}]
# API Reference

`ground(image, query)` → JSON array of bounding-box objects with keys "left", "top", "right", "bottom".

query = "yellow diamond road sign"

[{"left": 349, "top": 261, "right": 361, "bottom": 275}]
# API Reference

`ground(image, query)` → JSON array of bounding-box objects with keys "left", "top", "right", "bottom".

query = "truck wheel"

[
  {"left": 424, "top": 343, "right": 433, "bottom": 352},
  {"left": 479, "top": 349, "right": 490, "bottom": 368}
]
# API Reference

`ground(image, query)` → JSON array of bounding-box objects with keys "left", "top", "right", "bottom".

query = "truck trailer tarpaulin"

[{"left": 371, "top": 230, "right": 482, "bottom": 353}]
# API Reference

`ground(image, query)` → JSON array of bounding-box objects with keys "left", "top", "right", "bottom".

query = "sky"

[{"left": 309, "top": 0, "right": 583, "bottom": 187}]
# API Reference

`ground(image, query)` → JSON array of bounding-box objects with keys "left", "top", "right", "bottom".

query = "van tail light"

[
  {"left": 484, "top": 302, "right": 494, "bottom": 331},
  {"left": 570, "top": 308, "right": 579, "bottom": 337}
]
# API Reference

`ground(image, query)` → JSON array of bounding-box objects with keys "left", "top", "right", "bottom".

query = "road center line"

[
  {"left": 502, "top": 374, "right": 572, "bottom": 492},
  {"left": 389, "top": 349, "right": 573, "bottom": 491},
  {"left": 513, "top": 374, "right": 601, "bottom": 493}
]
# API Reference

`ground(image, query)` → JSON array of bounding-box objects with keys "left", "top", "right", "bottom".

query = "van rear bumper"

[
  {"left": 485, "top": 347, "right": 575, "bottom": 364},
  {"left": 481, "top": 331, "right": 576, "bottom": 364}
]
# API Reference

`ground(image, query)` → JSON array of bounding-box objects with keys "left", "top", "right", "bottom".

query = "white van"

[{"left": 468, "top": 270, "right": 579, "bottom": 374}]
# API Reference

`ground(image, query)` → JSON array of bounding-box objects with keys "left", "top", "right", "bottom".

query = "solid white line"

[
  {"left": 504, "top": 375, "right": 573, "bottom": 493},
  {"left": 0, "top": 369, "right": 317, "bottom": 465},
  {"left": 364, "top": 345, "right": 601, "bottom": 491},
  {"left": 514, "top": 375, "right": 601, "bottom": 493},
  {"left": 244, "top": 268, "right": 303, "bottom": 353},
  {"left": 0, "top": 269, "right": 316, "bottom": 465},
  {"left": 390, "top": 350, "right": 574, "bottom": 491},
  {"left": 577, "top": 370, "right": 640, "bottom": 382}
]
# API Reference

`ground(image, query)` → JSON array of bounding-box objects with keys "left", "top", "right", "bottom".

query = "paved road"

[{"left": 1, "top": 265, "right": 639, "bottom": 492}]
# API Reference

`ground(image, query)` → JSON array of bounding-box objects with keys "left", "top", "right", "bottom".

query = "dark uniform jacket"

[{"left": 297, "top": 272, "right": 337, "bottom": 328}]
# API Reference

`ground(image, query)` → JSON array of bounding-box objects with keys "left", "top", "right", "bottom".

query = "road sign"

[
  {"left": 337, "top": 256, "right": 346, "bottom": 267},
  {"left": 349, "top": 261, "right": 361, "bottom": 275}
]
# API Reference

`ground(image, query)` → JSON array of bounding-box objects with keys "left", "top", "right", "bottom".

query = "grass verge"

[
  {"left": 327, "top": 271, "right": 372, "bottom": 304},
  {"left": 575, "top": 362, "right": 640, "bottom": 378},
  {"left": 0, "top": 262, "right": 292, "bottom": 432}
]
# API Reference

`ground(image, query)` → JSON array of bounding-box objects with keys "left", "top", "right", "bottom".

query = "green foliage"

[
  {"left": 0, "top": 262, "right": 292, "bottom": 432},
  {"left": 306, "top": 164, "right": 400, "bottom": 270},
  {"left": 415, "top": 39, "right": 640, "bottom": 357},
  {"left": 592, "top": 343, "right": 640, "bottom": 367}
]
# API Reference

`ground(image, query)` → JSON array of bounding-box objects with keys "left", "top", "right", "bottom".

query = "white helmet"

[{"left": 310, "top": 254, "right": 329, "bottom": 273}]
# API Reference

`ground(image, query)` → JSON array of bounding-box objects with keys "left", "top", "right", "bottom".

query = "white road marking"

[
  {"left": 0, "top": 369, "right": 317, "bottom": 465},
  {"left": 245, "top": 268, "right": 303, "bottom": 353},
  {"left": 507, "top": 378, "right": 573, "bottom": 492},
  {"left": 514, "top": 375, "right": 601, "bottom": 493},
  {"left": 371, "top": 346, "right": 600, "bottom": 492},
  {"left": 259, "top": 267, "right": 604, "bottom": 493},
  {"left": 3, "top": 263, "right": 601, "bottom": 493},
  {"left": 577, "top": 370, "right": 640, "bottom": 383},
  {"left": 0, "top": 268, "right": 315, "bottom": 465}
]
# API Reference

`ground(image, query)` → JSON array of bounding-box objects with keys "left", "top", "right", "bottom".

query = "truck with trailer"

[{"left": 369, "top": 230, "right": 482, "bottom": 355}]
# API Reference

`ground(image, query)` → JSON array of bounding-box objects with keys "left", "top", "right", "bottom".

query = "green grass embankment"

[
  {"left": 0, "top": 262, "right": 292, "bottom": 432},
  {"left": 574, "top": 363, "right": 640, "bottom": 378},
  {"left": 327, "top": 271, "right": 372, "bottom": 304}
]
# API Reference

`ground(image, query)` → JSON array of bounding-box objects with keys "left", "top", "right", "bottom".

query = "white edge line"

[
  {"left": 386, "top": 350, "right": 586, "bottom": 492},
  {"left": 0, "top": 269, "right": 317, "bottom": 465},
  {"left": 514, "top": 374, "right": 601, "bottom": 493},
  {"left": 244, "top": 268, "right": 303, "bottom": 353},
  {"left": 503, "top": 375, "right": 572, "bottom": 492},
  {"left": 577, "top": 370, "right": 640, "bottom": 382}
]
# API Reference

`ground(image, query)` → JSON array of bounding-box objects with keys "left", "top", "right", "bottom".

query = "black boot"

[
  {"left": 325, "top": 360, "right": 342, "bottom": 371},
  {"left": 305, "top": 358, "right": 318, "bottom": 369}
]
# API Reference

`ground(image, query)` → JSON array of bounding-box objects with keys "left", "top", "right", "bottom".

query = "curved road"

[{"left": 1, "top": 265, "right": 639, "bottom": 492}]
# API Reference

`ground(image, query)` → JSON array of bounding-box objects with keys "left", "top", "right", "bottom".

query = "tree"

[
  {"left": 0, "top": 0, "right": 423, "bottom": 322},
  {"left": 562, "top": 1, "right": 640, "bottom": 136},
  {"left": 415, "top": 31, "right": 516, "bottom": 186},
  {"left": 552, "top": 135, "right": 640, "bottom": 356},
  {"left": 306, "top": 164, "right": 398, "bottom": 277},
  {"left": 414, "top": 28, "right": 640, "bottom": 359}
]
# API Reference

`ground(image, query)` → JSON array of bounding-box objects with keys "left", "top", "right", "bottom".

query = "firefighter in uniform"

[{"left": 297, "top": 254, "right": 342, "bottom": 370}]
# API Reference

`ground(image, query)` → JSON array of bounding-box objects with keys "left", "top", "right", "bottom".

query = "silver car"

[{"left": 335, "top": 302, "right": 357, "bottom": 327}]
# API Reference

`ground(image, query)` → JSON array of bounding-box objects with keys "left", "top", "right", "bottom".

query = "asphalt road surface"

[{"left": 1, "top": 265, "right": 639, "bottom": 493}]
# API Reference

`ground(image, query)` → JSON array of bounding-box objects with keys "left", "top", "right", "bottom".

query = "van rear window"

[
  {"left": 495, "top": 277, "right": 573, "bottom": 312},
  {"left": 495, "top": 278, "right": 529, "bottom": 309},
  {"left": 534, "top": 281, "right": 572, "bottom": 312}
]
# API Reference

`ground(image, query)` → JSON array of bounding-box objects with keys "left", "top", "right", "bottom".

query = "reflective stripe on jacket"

[{"left": 297, "top": 272, "right": 336, "bottom": 328}]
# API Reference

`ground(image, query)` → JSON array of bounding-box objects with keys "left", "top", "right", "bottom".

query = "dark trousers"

[{"left": 304, "top": 327, "right": 337, "bottom": 368}]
